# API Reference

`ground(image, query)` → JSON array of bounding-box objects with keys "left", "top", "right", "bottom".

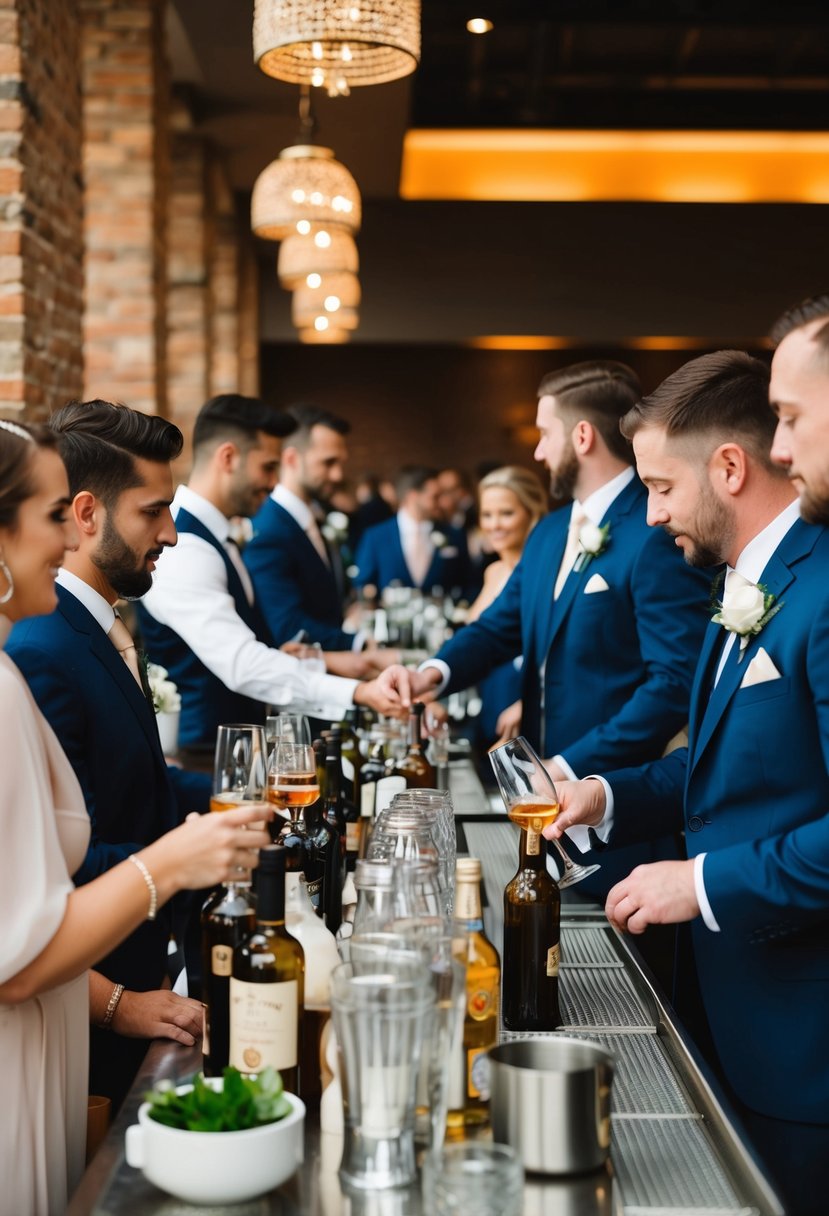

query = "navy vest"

[{"left": 137, "top": 508, "right": 271, "bottom": 750}]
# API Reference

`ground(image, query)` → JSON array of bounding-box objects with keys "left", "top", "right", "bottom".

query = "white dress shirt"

[
  {"left": 141, "top": 485, "right": 358, "bottom": 715},
  {"left": 397, "top": 508, "right": 435, "bottom": 587},
  {"left": 593, "top": 497, "right": 802, "bottom": 932},
  {"left": 56, "top": 568, "right": 116, "bottom": 634}
]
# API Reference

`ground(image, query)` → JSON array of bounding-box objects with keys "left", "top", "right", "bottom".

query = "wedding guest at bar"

[
  {"left": 7, "top": 400, "right": 211, "bottom": 1110},
  {"left": 546, "top": 351, "right": 828, "bottom": 1216},
  {"left": 769, "top": 293, "right": 829, "bottom": 524},
  {"left": 350, "top": 472, "right": 394, "bottom": 547},
  {"left": 464, "top": 465, "right": 548, "bottom": 750},
  {"left": 0, "top": 418, "right": 270, "bottom": 1215},
  {"left": 138, "top": 394, "right": 407, "bottom": 764},
  {"left": 353, "top": 464, "right": 474, "bottom": 599},
  {"left": 392, "top": 362, "right": 709, "bottom": 898}
]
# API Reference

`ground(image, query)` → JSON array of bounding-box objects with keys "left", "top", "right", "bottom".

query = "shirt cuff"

[
  {"left": 694, "top": 853, "right": 721, "bottom": 932},
  {"left": 351, "top": 629, "right": 368, "bottom": 652},
  {"left": 563, "top": 775, "right": 614, "bottom": 854},
  {"left": 553, "top": 754, "right": 577, "bottom": 781},
  {"left": 418, "top": 658, "right": 450, "bottom": 696}
]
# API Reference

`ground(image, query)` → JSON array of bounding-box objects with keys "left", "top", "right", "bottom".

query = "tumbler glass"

[{"left": 421, "top": 1142, "right": 523, "bottom": 1216}]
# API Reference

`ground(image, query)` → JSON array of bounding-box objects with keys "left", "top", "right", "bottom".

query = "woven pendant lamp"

[
  {"left": 292, "top": 290, "right": 359, "bottom": 331},
  {"left": 297, "top": 322, "right": 352, "bottom": 344},
  {"left": 251, "top": 145, "right": 361, "bottom": 241},
  {"left": 254, "top": 0, "right": 420, "bottom": 95},
  {"left": 277, "top": 228, "right": 359, "bottom": 287}
]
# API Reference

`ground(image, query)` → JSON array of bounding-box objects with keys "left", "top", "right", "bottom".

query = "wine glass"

[
  {"left": 212, "top": 723, "right": 268, "bottom": 883},
  {"left": 267, "top": 740, "right": 320, "bottom": 842},
  {"left": 489, "top": 736, "right": 600, "bottom": 888},
  {"left": 265, "top": 711, "right": 311, "bottom": 752}
]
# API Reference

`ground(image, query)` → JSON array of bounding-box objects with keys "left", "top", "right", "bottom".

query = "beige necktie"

[
  {"left": 305, "top": 518, "right": 330, "bottom": 566},
  {"left": 553, "top": 508, "right": 588, "bottom": 600},
  {"left": 108, "top": 614, "right": 144, "bottom": 690}
]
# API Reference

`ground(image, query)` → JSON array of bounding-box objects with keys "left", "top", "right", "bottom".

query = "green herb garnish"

[{"left": 145, "top": 1066, "right": 292, "bottom": 1132}]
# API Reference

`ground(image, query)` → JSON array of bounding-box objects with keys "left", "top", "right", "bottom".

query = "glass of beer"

[
  {"left": 267, "top": 741, "right": 319, "bottom": 841},
  {"left": 489, "top": 736, "right": 600, "bottom": 888}
]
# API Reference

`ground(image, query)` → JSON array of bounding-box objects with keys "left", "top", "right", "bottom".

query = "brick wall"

[
  {"left": 81, "top": 0, "right": 168, "bottom": 415},
  {"left": 0, "top": 0, "right": 83, "bottom": 420}
]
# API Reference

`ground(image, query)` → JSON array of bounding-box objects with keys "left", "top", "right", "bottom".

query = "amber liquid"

[
  {"left": 507, "top": 797, "right": 559, "bottom": 833},
  {"left": 210, "top": 792, "right": 248, "bottom": 813},
  {"left": 267, "top": 773, "right": 320, "bottom": 810}
]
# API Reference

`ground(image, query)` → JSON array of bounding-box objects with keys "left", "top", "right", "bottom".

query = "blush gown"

[{"left": 0, "top": 616, "right": 91, "bottom": 1215}]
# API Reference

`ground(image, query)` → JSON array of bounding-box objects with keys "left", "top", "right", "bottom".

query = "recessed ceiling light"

[{"left": 466, "top": 18, "right": 493, "bottom": 34}]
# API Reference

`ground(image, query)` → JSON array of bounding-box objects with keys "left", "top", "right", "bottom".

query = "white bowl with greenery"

[{"left": 125, "top": 1068, "right": 305, "bottom": 1205}]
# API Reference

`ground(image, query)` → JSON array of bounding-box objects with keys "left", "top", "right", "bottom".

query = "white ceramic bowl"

[{"left": 125, "top": 1080, "right": 305, "bottom": 1205}]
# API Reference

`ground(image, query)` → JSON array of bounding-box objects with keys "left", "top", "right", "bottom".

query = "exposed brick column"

[
  {"left": 208, "top": 160, "right": 240, "bottom": 396},
  {"left": 81, "top": 0, "right": 169, "bottom": 415},
  {"left": 237, "top": 231, "right": 260, "bottom": 399},
  {"left": 0, "top": 0, "right": 83, "bottom": 420}
]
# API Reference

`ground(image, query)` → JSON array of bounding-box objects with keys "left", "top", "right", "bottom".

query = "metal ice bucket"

[{"left": 489, "top": 1038, "right": 614, "bottom": 1175}]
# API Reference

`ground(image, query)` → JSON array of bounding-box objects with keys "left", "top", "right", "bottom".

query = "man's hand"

[
  {"left": 492, "top": 699, "right": 523, "bottom": 747},
  {"left": 544, "top": 758, "right": 567, "bottom": 783},
  {"left": 111, "top": 988, "right": 204, "bottom": 1045},
  {"left": 543, "top": 778, "right": 607, "bottom": 839},
  {"left": 355, "top": 664, "right": 442, "bottom": 715},
  {"left": 605, "top": 861, "right": 699, "bottom": 935}
]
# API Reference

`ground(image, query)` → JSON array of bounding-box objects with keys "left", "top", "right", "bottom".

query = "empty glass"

[{"left": 422, "top": 1142, "right": 523, "bottom": 1216}]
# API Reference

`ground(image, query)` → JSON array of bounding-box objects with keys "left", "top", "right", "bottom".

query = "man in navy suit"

[
  {"left": 354, "top": 465, "right": 475, "bottom": 599},
  {"left": 549, "top": 351, "right": 829, "bottom": 1215},
  {"left": 400, "top": 362, "right": 709, "bottom": 897},
  {"left": 7, "top": 399, "right": 209, "bottom": 1108},
  {"left": 244, "top": 404, "right": 360, "bottom": 649}
]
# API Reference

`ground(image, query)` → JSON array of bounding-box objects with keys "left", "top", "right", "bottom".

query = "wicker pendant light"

[
  {"left": 277, "top": 228, "right": 359, "bottom": 287},
  {"left": 292, "top": 289, "right": 360, "bottom": 331},
  {"left": 251, "top": 145, "right": 361, "bottom": 241},
  {"left": 254, "top": 0, "right": 420, "bottom": 96}
]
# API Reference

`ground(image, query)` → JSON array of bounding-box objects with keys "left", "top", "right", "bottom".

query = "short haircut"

[
  {"left": 0, "top": 421, "right": 59, "bottom": 529},
  {"left": 620, "top": 350, "right": 780, "bottom": 472},
  {"left": 396, "top": 465, "right": 439, "bottom": 500},
  {"left": 770, "top": 294, "right": 829, "bottom": 366},
  {"left": 284, "top": 403, "right": 350, "bottom": 450},
  {"left": 478, "top": 465, "right": 548, "bottom": 528},
  {"left": 50, "top": 399, "right": 183, "bottom": 504},
  {"left": 537, "top": 361, "right": 640, "bottom": 463},
  {"left": 193, "top": 394, "right": 296, "bottom": 457}
]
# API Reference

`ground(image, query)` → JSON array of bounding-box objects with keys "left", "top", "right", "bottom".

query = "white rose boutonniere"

[
  {"left": 574, "top": 521, "right": 610, "bottom": 572},
  {"left": 710, "top": 573, "right": 782, "bottom": 660},
  {"left": 430, "top": 529, "right": 459, "bottom": 558},
  {"left": 146, "top": 662, "right": 182, "bottom": 714},
  {"left": 322, "top": 510, "right": 350, "bottom": 545}
]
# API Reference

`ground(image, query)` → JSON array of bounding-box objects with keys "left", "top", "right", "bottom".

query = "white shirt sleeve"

[
  {"left": 693, "top": 853, "right": 721, "bottom": 932},
  {"left": 418, "top": 658, "right": 450, "bottom": 695},
  {"left": 142, "top": 533, "right": 358, "bottom": 712},
  {"left": 562, "top": 775, "right": 615, "bottom": 853}
]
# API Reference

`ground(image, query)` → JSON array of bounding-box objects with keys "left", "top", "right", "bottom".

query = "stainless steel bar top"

[{"left": 69, "top": 820, "right": 785, "bottom": 1216}]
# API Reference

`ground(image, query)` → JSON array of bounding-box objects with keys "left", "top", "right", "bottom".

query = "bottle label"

[
  {"left": 360, "top": 781, "right": 376, "bottom": 819},
  {"left": 467, "top": 977, "right": 498, "bottom": 1022},
  {"left": 211, "top": 944, "right": 233, "bottom": 977},
  {"left": 346, "top": 821, "right": 361, "bottom": 853},
  {"left": 306, "top": 876, "right": 323, "bottom": 900},
  {"left": 526, "top": 829, "right": 541, "bottom": 855},
  {"left": 229, "top": 977, "right": 298, "bottom": 1074},
  {"left": 468, "top": 1046, "right": 491, "bottom": 1101},
  {"left": 546, "top": 943, "right": 560, "bottom": 977},
  {"left": 342, "top": 756, "right": 355, "bottom": 784},
  {"left": 454, "top": 882, "right": 482, "bottom": 922}
]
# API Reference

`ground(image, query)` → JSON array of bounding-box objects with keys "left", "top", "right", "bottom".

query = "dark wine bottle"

[
  {"left": 230, "top": 847, "right": 305, "bottom": 1094},
  {"left": 322, "top": 739, "right": 346, "bottom": 933},
  {"left": 357, "top": 731, "right": 387, "bottom": 860},
  {"left": 502, "top": 828, "right": 561, "bottom": 1032},
  {"left": 328, "top": 726, "right": 360, "bottom": 868},
  {"left": 394, "top": 701, "right": 436, "bottom": 788},
  {"left": 303, "top": 795, "right": 335, "bottom": 920},
  {"left": 201, "top": 882, "right": 256, "bottom": 1076}
]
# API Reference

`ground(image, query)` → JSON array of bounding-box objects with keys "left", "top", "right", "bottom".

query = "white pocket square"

[
  {"left": 740, "top": 647, "right": 782, "bottom": 689},
  {"left": 583, "top": 573, "right": 609, "bottom": 594}
]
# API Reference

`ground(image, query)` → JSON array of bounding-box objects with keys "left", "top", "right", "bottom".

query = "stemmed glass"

[
  {"left": 489, "top": 736, "right": 600, "bottom": 888},
  {"left": 212, "top": 723, "right": 269, "bottom": 883},
  {"left": 267, "top": 740, "right": 320, "bottom": 843},
  {"left": 265, "top": 711, "right": 311, "bottom": 751}
]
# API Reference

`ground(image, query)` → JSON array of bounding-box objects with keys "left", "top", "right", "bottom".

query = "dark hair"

[
  {"left": 193, "top": 394, "right": 295, "bottom": 456},
  {"left": 395, "top": 465, "right": 439, "bottom": 500},
  {"left": 537, "top": 361, "right": 640, "bottom": 463},
  {"left": 620, "top": 350, "right": 780, "bottom": 472},
  {"left": 50, "top": 399, "right": 183, "bottom": 504},
  {"left": 0, "top": 421, "right": 60, "bottom": 529},
  {"left": 770, "top": 294, "right": 829, "bottom": 361},
  {"left": 285, "top": 403, "right": 350, "bottom": 449}
]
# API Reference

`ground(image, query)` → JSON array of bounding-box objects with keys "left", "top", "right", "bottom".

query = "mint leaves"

[{"left": 146, "top": 1067, "right": 292, "bottom": 1132}]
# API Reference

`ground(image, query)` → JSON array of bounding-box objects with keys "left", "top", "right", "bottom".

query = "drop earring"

[{"left": 0, "top": 553, "right": 14, "bottom": 605}]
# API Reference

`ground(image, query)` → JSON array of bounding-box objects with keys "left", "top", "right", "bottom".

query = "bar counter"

[{"left": 69, "top": 801, "right": 784, "bottom": 1216}]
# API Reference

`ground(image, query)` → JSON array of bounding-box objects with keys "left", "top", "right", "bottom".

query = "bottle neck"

[
  {"left": 325, "top": 755, "right": 341, "bottom": 805},
  {"left": 454, "top": 878, "right": 483, "bottom": 923},
  {"left": 407, "top": 707, "right": 424, "bottom": 754},
  {"left": 256, "top": 867, "right": 286, "bottom": 924},
  {"left": 519, "top": 829, "right": 547, "bottom": 869}
]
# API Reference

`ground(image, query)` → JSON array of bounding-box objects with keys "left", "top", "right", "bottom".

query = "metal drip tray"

[
  {"left": 611, "top": 1116, "right": 758, "bottom": 1213},
  {"left": 568, "top": 1031, "right": 692, "bottom": 1116},
  {"left": 561, "top": 925, "right": 624, "bottom": 968},
  {"left": 560, "top": 964, "right": 656, "bottom": 1030}
]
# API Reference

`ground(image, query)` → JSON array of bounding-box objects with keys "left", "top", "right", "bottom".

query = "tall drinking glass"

[
  {"left": 267, "top": 740, "right": 319, "bottom": 843},
  {"left": 489, "top": 736, "right": 600, "bottom": 888}
]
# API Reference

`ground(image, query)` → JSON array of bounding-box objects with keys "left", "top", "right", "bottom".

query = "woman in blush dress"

[
  {"left": 0, "top": 420, "right": 272, "bottom": 1215},
  {"left": 465, "top": 466, "right": 548, "bottom": 751}
]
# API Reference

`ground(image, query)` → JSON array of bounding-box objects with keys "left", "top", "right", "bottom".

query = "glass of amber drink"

[
  {"left": 489, "top": 736, "right": 600, "bottom": 888},
  {"left": 267, "top": 741, "right": 319, "bottom": 843}
]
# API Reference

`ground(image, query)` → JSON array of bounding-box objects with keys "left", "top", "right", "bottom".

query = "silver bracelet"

[
  {"left": 100, "top": 981, "right": 125, "bottom": 1029},
  {"left": 128, "top": 853, "right": 158, "bottom": 921}
]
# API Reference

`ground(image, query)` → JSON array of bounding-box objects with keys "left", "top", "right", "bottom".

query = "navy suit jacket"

[
  {"left": 244, "top": 496, "right": 352, "bottom": 649},
  {"left": 354, "top": 517, "right": 474, "bottom": 598},
  {"left": 435, "top": 477, "right": 710, "bottom": 891},
  {"left": 607, "top": 517, "right": 829, "bottom": 1123}
]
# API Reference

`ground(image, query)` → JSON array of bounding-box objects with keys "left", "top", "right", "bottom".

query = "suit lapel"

[
  {"left": 393, "top": 519, "right": 416, "bottom": 585},
  {"left": 276, "top": 500, "right": 338, "bottom": 590}
]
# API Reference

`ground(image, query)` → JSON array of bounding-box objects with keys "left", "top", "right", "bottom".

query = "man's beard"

[
  {"left": 548, "top": 446, "right": 579, "bottom": 502},
  {"left": 669, "top": 486, "right": 735, "bottom": 569},
  {"left": 798, "top": 483, "right": 829, "bottom": 526},
  {"left": 93, "top": 513, "right": 154, "bottom": 600}
]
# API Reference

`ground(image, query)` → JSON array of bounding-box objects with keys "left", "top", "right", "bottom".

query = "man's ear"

[
  {"left": 572, "top": 419, "right": 596, "bottom": 456},
  {"left": 710, "top": 442, "right": 748, "bottom": 497},
  {"left": 72, "top": 490, "right": 100, "bottom": 537},
  {"left": 215, "top": 440, "right": 240, "bottom": 473}
]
